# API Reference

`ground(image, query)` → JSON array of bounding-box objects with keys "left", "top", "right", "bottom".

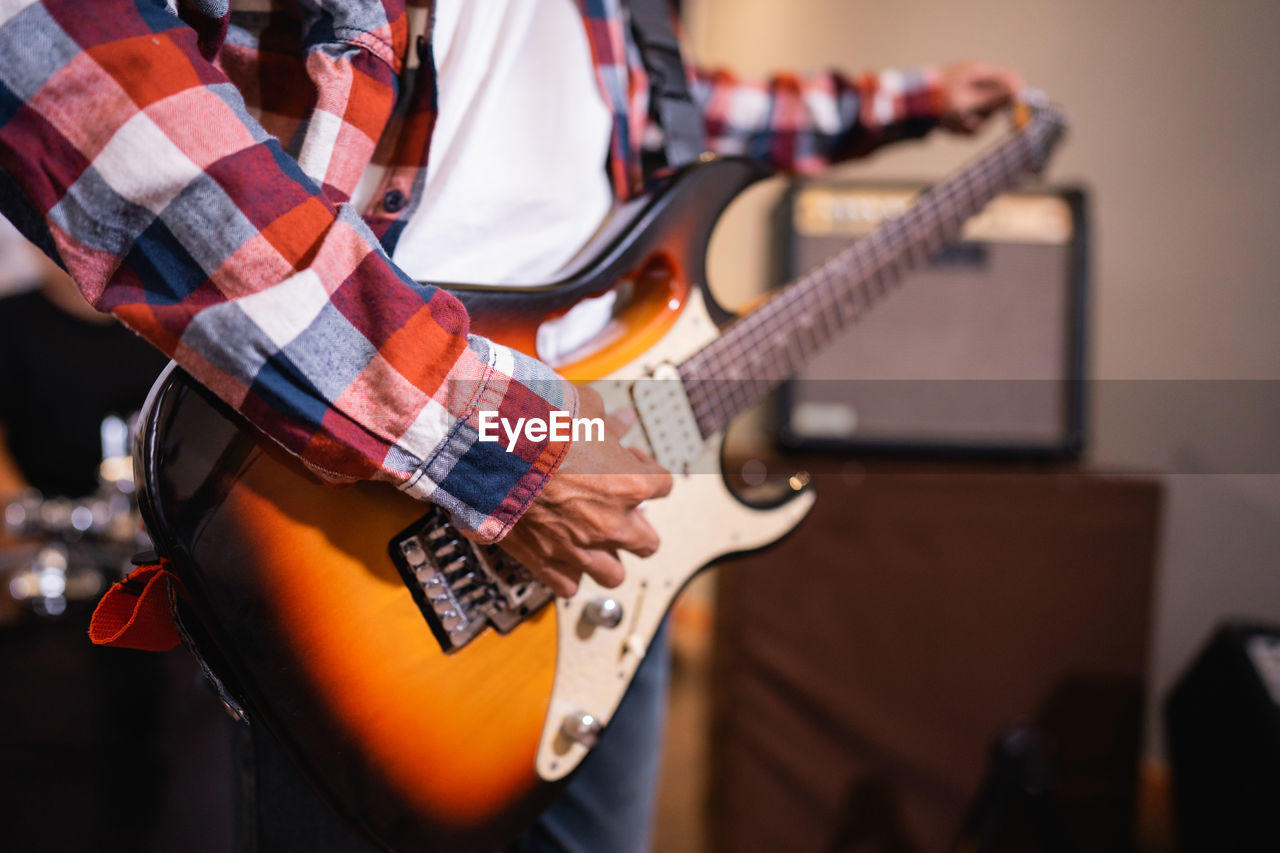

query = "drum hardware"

[
  {"left": 5, "top": 543, "right": 106, "bottom": 617},
  {"left": 1, "top": 415, "right": 150, "bottom": 622}
]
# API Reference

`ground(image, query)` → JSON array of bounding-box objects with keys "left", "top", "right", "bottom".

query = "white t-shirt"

[{"left": 378, "top": 0, "right": 615, "bottom": 287}]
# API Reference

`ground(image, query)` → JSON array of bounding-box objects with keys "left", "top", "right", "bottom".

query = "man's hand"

[
  {"left": 494, "top": 387, "right": 673, "bottom": 598},
  {"left": 937, "top": 61, "right": 1025, "bottom": 135}
]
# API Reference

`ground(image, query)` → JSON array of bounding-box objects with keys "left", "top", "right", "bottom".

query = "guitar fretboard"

[{"left": 677, "top": 106, "right": 1065, "bottom": 437}]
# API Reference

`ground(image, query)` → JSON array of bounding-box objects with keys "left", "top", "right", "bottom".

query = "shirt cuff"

[
  {"left": 398, "top": 338, "right": 580, "bottom": 544},
  {"left": 860, "top": 66, "right": 947, "bottom": 129},
  {"left": 910, "top": 66, "right": 948, "bottom": 122}
]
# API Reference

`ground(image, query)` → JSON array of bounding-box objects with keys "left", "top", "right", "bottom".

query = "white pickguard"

[{"left": 534, "top": 289, "right": 816, "bottom": 780}]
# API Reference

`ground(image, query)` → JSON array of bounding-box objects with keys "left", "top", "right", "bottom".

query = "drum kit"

[{"left": 0, "top": 414, "right": 150, "bottom": 624}]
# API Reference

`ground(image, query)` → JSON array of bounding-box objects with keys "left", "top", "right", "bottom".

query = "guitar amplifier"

[{"left": 776, "top": 183, "right": 1087, "bottom": 457}]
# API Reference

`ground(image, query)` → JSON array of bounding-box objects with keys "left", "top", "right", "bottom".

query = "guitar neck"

[{"left": 678, "top": 106, "right": 1066, "bottom": 437}]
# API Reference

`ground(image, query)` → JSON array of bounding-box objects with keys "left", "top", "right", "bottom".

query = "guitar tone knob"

[
  {"left": 583, "top": 597, "right": 623, "bottom": 629},
  {"left": 560, "top": 711, "right": 603, "bottom": 748}
]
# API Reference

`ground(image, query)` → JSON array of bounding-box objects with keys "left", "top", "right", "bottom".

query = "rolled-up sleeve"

[
  {"left": 0, "top": 0, "right": 576, "bottom": 542},
  {"left": 694, "top": 65, "right": 946, "bottom": 173}
]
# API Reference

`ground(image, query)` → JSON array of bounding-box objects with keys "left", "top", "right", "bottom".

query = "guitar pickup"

[{"left": 631, "top": 363, "right": 705, "bottom": 473}]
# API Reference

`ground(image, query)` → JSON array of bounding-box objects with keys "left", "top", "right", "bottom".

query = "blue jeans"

[
  {"left": 507, "top": 619, "right": 670, "bottom": 853},
  {"left": 235, "top": 620, "right": 670, "bottom": 853}
]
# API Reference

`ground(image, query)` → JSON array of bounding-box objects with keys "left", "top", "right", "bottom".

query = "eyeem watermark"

[{"left": 477, "top": 410, "right": 605, "bottom": 452}]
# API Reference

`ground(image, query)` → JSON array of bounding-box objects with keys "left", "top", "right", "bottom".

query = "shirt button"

[{"left": 382, "top": 188, "right": 407, "bottom": 213}]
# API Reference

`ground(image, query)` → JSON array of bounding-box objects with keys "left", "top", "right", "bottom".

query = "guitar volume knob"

[
  {"left": 560, "top": 711, "right": 603, "bottom": 747},
  {"left": 583, "top": 597, "right": 624, "bottom": 629}
]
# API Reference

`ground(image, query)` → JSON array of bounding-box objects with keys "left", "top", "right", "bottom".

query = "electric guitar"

[{"left": 136, "top": 102, "right": 1065, "bottom": 851}]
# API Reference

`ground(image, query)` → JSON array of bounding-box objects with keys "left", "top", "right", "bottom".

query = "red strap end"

[{"left": 89, "top": 562, "right": 182, "bottom": 652}]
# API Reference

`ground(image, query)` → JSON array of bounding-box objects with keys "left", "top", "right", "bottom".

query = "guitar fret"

[{"left": 681, "top": 106, "right": 1062, "bottom": 436}]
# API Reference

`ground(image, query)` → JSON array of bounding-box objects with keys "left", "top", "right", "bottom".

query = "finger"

[
  {"left": 962, "top": 92, "right": 1011, "bottom": 130},
  {"left": 626, "top": 508, "right": 661, "bottom": 558},
  {"left": 608, "top": 508, "right": 661, "bottom": 558},
  {"left": 646, "top": 466, "right": 674, "bottom": 499},
  {"left": 498, "top": 533, "right": 584, "bottom": 597},
  {"left": 528, "top": 558, "right": 583, "bottom": 599},
  {"left": 645, "top": 458, "right": 675, "bottom": 499},
  {"left": 619, "top": 468, "right": 674, "bottom": 502},
  {"left": 626, "top": 445, "right": 657, "bottom": 465},
  {"left": 969, "top": 85, "right": 1013, "bottom": 116},
  {"left": 970, "top": 69, "right": 1020, "bottom": 104},
  {"left": 604, "top": 405, "right": 638, "bottom": 439},
  {"left": 972, "top": 72, "right": 1010, "bottom": 92},
  {"left": 974, "top": 98, "right": 1005, "bottom": 120},
  {"left": 615, "top": 452, "right": 673, "bottom": 500},
  {"left": 578, "top": 547, "right": 626, "bottom": 588},
  {"left": 627, "top": 443, "right": 672, "bottom": 481},
  {"left": 970, "top": 64, "right": 1019, "bottom": 90}
]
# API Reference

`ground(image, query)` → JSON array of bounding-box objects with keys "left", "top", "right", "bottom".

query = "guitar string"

[
  {"left": 692, "top": 149, "right": 999, "bottom": 429},
  {"left": 682, "top": 142, "right": 1021, "bottom": 434},
  {"left": 679, "top": 116, "right": 1052, "bottom": 436},
  {"left": 682, "top": 175, "right": 930, "bottom": 427}
]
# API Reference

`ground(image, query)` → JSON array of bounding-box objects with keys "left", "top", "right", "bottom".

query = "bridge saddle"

[{"left": 391, "top": 509, "right": 552, "bottom": 653}]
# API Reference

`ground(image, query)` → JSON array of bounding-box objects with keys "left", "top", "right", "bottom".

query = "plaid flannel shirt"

[{"left": 0, "top": 0, "right": 943, "bottom": 541}]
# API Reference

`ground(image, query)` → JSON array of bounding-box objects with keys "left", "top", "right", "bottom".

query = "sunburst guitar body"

[{"left": 137, "top": 106, "right": 1065, "bottom": 852}]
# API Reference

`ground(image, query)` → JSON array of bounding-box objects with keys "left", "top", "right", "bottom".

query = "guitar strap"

[{"left": 628, "top": 0, "right": 707, "bottom": 170}]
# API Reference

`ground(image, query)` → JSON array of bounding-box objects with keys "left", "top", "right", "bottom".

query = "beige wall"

[{"left": 688, "top": 0, "right": 1280, "bottom": 757}]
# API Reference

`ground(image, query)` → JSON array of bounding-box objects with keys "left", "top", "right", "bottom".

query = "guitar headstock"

[{"left": 1013, "top": 90, "right": 1068, "bottom": 174}]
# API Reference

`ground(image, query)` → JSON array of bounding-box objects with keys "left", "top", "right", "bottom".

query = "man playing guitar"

[{"left": 0, "top": 0, "right": 1021, "bottom": 849}]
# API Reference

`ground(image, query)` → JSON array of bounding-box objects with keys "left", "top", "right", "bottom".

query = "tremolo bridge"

[{"left": 391, "top": 510, "right": 553, "bottom": 653}]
